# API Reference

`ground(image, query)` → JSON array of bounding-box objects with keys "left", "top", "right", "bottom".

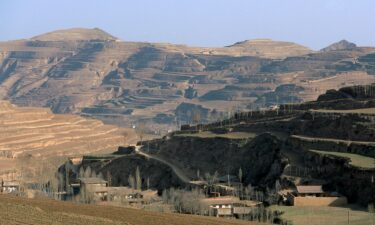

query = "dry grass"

[
  {"left": 269, "top": 205, "right": 375, "bottom": 225},
  {"left": 0, "top": 195, "right": 261, "bottom": 225},
  {"left": 291, "top": 135, "right": 375, "bottom": 146},
  {"left": 311, "top": 108, "right": 375, "bottom": 114},
  {"left": 309, "top": 150, "right": 375, "bottom": 169}
]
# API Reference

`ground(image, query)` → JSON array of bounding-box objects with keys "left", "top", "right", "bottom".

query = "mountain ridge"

[{"left": 1, "top": 28, "right": 375, "bottom": 134}]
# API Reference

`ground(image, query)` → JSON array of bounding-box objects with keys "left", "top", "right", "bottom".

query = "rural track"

[{"left": 135, "top": 146, "right": 192, "bottom": 183}]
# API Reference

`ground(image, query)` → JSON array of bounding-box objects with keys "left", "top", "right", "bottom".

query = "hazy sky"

[{"left": 1, "top": 0, "right": 374, "bottom": 49}]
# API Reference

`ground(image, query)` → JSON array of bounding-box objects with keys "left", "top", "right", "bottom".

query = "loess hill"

[
  {"left": 0, "top": 101, "right": 136, "bottom": 180},
  {"left": 1, "top": 28, "right": 375, "bottom": 132}
]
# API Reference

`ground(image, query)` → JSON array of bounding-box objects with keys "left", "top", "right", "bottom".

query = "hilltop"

[
  {"left": 321, "top": 40, "right": 357, "bottom": 52},
  {"left": 227, "top": 38, "right": 312, "bottom": 57},
  {"left": 31, "top": 28, "right": 118, "bottom": 41}
]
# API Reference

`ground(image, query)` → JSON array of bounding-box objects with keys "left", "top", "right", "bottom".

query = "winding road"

[{"left": 135, "top": 146, "right": 192, "bottom": 183}]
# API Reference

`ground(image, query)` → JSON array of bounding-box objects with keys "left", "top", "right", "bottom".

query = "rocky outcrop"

[
  {"left": 90, "top": 155, "right": 185, "bottom": 191},
  {"left": 321, "top": 40, "right": 357, "bottom": 52},
  {"left": 144, "top": 133, "right": 285, "bottom": 188}
]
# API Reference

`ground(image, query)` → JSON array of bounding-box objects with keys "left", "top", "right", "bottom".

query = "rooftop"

[
  {"left": 201, "top": 197, "right": 261, "bottom": 207},
  {"left": 296, "top": 185, "right": 324, "bottom": 194},
  {"left": 79, "top": 177, "right": 108, "bottom": 184},
  {"left": 2, "top": 181, "right": 20, "bottom": 186}
]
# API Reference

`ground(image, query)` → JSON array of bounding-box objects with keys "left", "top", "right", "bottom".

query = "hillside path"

[{"left": 135, "top": 146, "right": 191, "bottom": 183}]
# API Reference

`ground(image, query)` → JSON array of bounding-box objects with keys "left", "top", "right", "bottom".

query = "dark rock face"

[
  {"left": 145, "top": 133, "right": 285, "bottom": 188},
  {"left": 302, "top": 152, "right": 375, "bottom": 205},
  {"left": 97, "top": 155, "right": 185, "bottom": 190},
  {"left": 317, "top": 89, "right": 351, "bottom": 101},
  {"left": 184, "top": 86, "right": 198, "bottom": 99},
  {"left": 321, "top": 40, "right": 357, "bottom": 52}
]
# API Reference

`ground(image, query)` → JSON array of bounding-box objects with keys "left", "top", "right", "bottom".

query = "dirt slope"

[
  {"left": 0, "top": 195, "right": 261, "bottom": 225},
  {"left": 0, "top": 101, "right": 136, "bottom": 180}
]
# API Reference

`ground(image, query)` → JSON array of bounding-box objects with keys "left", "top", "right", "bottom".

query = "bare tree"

[
  {"left": 137, "top": 123, "right": 145, "bottom": 145},
  {"left": 128, "top": 174, "right": 135, "bottom": 190},
  {"left": 192, "top": 110, "right": 201, "bottom": 131},
  {"left": 84, "top": 166, "right": 92, "bottom": 178},
  {"left": 238, "top": 167, "right": 243, "bottom": 183},
  {"left": 146, "top": 177, "right": 150, "bottom": 190},
  {"left": 106, "top": 171, "right": 112, "bottom": 186},
  {"left": 135, "top": 166, "right": 142, "bottom": 190}
]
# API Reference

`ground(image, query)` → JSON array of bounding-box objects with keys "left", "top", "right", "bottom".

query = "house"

[
  {"left": 1, "top": 180, "right": 20, "bottom": 193},
  {"left": 201, "top": 196, "right": 262, "bottom": 217},
  {"left": 106, "top": 186, "right": 158, "bottom": 204},
  {"left": 296, "top": 185, "right": 325, "bottom": 197},
  {"left": 79, "top": 177, "right": 108, "bottom": 201},
  {"left": 68, "top": 156, "right": 83, "bottom": 165},
  {"left": 288, "top": 185, "right": 347, "bottom": 206}
]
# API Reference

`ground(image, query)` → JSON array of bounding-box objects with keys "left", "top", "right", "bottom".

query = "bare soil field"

[
  {"left": 0, "top": 195, "right": 261, "bottom": 225},
  {"left": 269, "top": 205, "right": 375, "bottom": 225}
]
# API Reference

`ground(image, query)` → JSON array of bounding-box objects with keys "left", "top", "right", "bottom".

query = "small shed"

[
  {"left": 1, "top": 180, "right": 20, "bottom": 193},
  {"left": 288, "top": 185, "right": 347, "bottom": 206},
  {"left": 201, "top": 196, "right": 261, "bottom": 217},
  {"left": 79, "top": 178, "right": 108, "bottom": 201}
]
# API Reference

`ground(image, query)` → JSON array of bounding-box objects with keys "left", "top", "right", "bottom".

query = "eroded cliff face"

[
  {"left": 2, "top": 28, "right": 375, "bottom": 132},
  {"left": 143, "top": 133, "right": 286, "bottom": 188}
]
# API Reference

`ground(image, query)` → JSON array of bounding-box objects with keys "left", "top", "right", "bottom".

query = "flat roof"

[
  {"left": 201, "top": 197, "right": 261, "bottom": 206},
  {"left": 296, "top": 185, "right": 324, "bottom": 194},
  {"left": 79, "top": 178, "right": 107, "bottom": 184}
]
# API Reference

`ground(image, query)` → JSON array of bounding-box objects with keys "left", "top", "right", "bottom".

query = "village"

[{"left": 1, "top": 142, "right": 349, "bottom": 222}]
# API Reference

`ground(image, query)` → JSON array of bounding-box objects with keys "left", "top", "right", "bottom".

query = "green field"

[
  {"left": 270, "top": 205, "right": 375, "bottom": 225},
  {"left": 310, "top": 149, "right": 375, "bottom": 169},
  {"left": 176, "top": 131, "right": 257, "bottom": 139}
]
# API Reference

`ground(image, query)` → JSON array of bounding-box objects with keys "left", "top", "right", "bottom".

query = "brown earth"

[
  {"left": 0, "top": 194, "right": 262, "bottom": 225},
  {"left": 2, "top": 28, "right": 375, "bottom": 133},
  {"left": 0, "top": 101, "right": 137, "bottom": 181}
]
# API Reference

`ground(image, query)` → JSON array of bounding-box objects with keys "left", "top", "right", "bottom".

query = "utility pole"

[{"left": 348, "top": 210, "right": 350, "bottom": 225}]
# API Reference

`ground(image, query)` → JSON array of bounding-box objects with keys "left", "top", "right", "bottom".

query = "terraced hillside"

[
  {"left": 1, "top": 28, "right": 375, "bottom": 133},
  {"left": 0, "top": 101, "right": 136, "bottom": 180}
]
